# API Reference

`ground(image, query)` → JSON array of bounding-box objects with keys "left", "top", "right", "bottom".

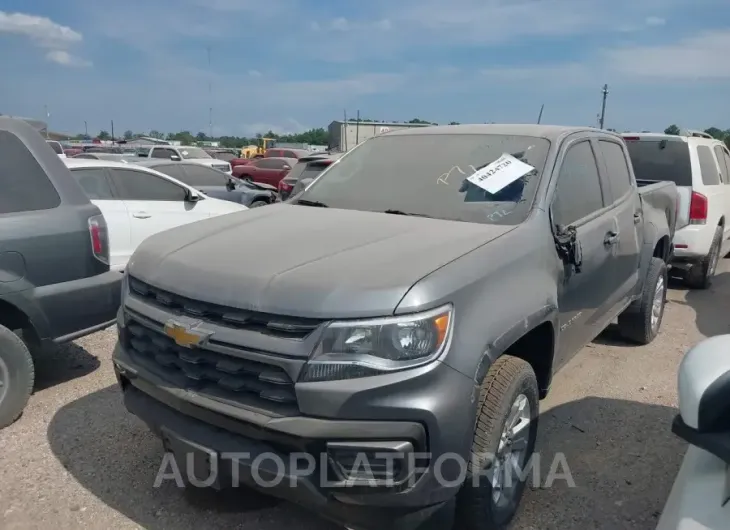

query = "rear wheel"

[
  {"left": 685, "top": 226, "right": 721, "bottom": 289},
  {"left": 454, "top": 355, "right": 539, "bottom": 530},
  {"left": 0, "top": 324, "right": 35, "bottom": 430},
  {"left": 618, "top": 257, "right": 667, "bottom": 344}
]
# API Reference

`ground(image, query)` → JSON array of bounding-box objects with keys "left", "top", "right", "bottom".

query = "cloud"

[
  {"left": 45, "top": 50, "right": 92, "bottom": 68},
  {"left": 606, "top": 29, "right": 730, "bottom": 79},
  {"left": 248, "top": 69, "right": 262, "bottom": 77},
  {"left": 0, "top": 10, "right": 90, "bottom": 67},
  {"left": 645, "top": 16, "right": 666, "bottom": 26}
]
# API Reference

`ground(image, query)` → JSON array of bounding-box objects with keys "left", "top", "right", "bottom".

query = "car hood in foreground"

[{"left": 127, "top": 204, "right": 514, "bottom": 318}]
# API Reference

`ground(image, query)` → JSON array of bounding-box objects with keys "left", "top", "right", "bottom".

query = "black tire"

[
  {"left": 617, "top": 257, "right": 667, "bottom": 345},
  {"left": 454, "top": 355, "right": 539, "bottom": 530},
  {"left": 0, "top": 324, "right": 35, "bottom": 430},
  {"left": 685, "top": 226, "right": 722, "bottom": 289},
  {"left": 249, "top": 200, "right": 269, "bottom": 208}
]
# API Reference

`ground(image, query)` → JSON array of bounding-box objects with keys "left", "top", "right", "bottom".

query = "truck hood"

[{"left": 127, "top": 204, "right": 513, "bottom": 318}]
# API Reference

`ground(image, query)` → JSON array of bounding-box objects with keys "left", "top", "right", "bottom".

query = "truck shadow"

[
  {"left": 33, "top": 341, "right": 101, "bottom": 392},
  {"left": 671, "top": 271, "right": 730, "bottom": 338},
  {"left": 47, "top": 387, "right": 683, "bottom": 530}
]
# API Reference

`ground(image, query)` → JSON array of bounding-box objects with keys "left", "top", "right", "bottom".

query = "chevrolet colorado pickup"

[{"left": 113, "top": 125, "right": 677, "bottom": 530}]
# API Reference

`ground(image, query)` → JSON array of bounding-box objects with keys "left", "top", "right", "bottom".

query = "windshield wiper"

[
  {"left": 295, "top": 199, "right": 329, "bottom": 208},
  {"left": 383, "top": 209, "right": 434, "bottom": 218}
]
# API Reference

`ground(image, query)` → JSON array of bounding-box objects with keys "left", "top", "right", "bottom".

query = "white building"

[{"left": 327, "top": 120, "right": 433, "bottom": 151}]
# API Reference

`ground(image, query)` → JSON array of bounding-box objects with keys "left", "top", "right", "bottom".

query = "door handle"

[
  {"left": 604, "top": 231, "right": 619, "bottom": 245},
  {"left": 132, "top": 212, "right": 151, "bottom": 219},
  {"left": 633, "top": 212, "right": 642, "bottom": 224}
]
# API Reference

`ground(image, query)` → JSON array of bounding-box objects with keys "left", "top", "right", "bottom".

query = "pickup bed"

[{"left": 113, "top": 125, "right": 677, "bottom": 530}]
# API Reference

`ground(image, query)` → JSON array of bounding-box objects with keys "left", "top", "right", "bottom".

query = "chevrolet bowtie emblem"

[{"left": 163, "top": 320, "right": 213, "bottom": 348}]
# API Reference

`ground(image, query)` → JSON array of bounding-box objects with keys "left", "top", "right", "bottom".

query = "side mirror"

[
  {"left": 170, "top": 155, "right": 181, "bottom": 161},
  {"left": 185, "top": 189, "right": 201, "bottom": 202},
  {"left": 673, "top": 335, "right": 730, "bottom": 464},
  {"left": 282, "top": 164, "right": 291, "bottom": 170}
]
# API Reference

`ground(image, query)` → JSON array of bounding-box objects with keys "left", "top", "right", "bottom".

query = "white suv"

[
  {"left": 145, "top": 145, "right": 232, "bottom": 174},
  {"left": 624, "top": 131, "right": 730, "bottom": 288}
]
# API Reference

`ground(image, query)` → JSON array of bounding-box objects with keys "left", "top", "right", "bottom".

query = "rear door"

[
  {"left": 107, "top": 167, "right": 203, "bottom": 250},
  {"left": 69, "top": 167, "right": 132, "bottom": 271},
  {"left": 149, "top": 147, "right": 178, "bottom": 160},
  {"left": 551, "top": 138, "right": 616, "bottom": 367},
  {"left": 712, "top": 145, "right": 730, "bottom": 250},
  {"left": 595, "top": 139, "right": 642, "bottom": 307}
]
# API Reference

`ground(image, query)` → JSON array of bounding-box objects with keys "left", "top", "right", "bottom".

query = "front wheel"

[
  {"left": 249, "top": 200, "right": 269, "bottom": 208},
  {"left": 454, "top": 355, "right": 539, "bottom": 530}
]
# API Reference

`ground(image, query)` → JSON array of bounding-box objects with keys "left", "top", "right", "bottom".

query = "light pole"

[
  {"left": 84, "top": 121, "right": 88, "bottom": 137},
  {"left": 599, "top": 84, "right": 609, "bottom": 129}
]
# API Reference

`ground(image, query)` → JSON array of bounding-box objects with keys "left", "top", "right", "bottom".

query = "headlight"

[{"left": 299, "top": 305, "right": 452, "bottom": 382}]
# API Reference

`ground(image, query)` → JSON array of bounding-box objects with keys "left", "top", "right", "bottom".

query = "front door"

[{"left": 551, "top": 139, "right": 617, "bottom": 368}]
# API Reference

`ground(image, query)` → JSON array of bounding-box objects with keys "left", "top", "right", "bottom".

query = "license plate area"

[{"left": 161, "top": 427, "right": 223, "bottom": 490}]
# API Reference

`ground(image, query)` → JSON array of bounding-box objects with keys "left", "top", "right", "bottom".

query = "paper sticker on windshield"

[
  {"left": 466, "top": 153, "right": 535, "bottom": 194},
  {"left": 181, "top": 150, "right": 188, "bottom": 156}
]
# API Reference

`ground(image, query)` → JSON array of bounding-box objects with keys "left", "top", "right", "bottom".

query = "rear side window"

[
  {"left": 179, "top": 165, "right": 229, "bottom": 186},
  {"left": 713, "top": 146, "right": 730, "bottom": 184},
  {"left": 255, "top": 159, "right": 280, "bottom": 169},
  {"left": 696, "top": 146, "right": 721, "bottom": 185},
  {"left": 0, "top": 131, "right": 61, "bottom": 214},
  {"left": 624, "top": 139, "right": 692, "bottom": 186},
  {"left": 151, "top": 148, "right": 176, "bottom": 159},
  {"left": 47, "top": 141, "right": 63, "bottom": 154},
  {"left": 71, "top": 168, "right": 115, "bottom": 200},
  {"left": 598, "top": 140, "right": 632, "bottom": 200},
  {"left": 552, "top": 141, "right": 604, "bottom": 226},
  {"left": 109, "top": 168, "right": 186, "bottom": 201},
  {"left": 151, "top": 164, "right": 187, "bottom": 182}
]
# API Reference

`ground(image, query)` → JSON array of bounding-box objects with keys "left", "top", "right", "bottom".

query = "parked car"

[
  {"left": 623, "top": 131, "right": 730, "bottom": 288},
  {"left": 206, "top": 148, "right": 251, "bottom": 169},
  {"left": 64, "top": 158, "right": 247, "bottom": 272},
  {"left": 656, "top": 334, "right": 730, "bottom": 530},
  {"left": 72, "top": 153, "right": 132, "bottom": 163},
  {"left": 63, "top": 147, "right": 82, "bottom": 157},
  {"left": 143, "top": 145, "right": 232, "bottom": 174},
  {"left": 280, "top": 153, "right": 343, "bottom": 200},
  {"left": 134, "top": 159, "right": 278, "bottom": 208},
  {"left": 112, "top": 125, "right": 677, "bottom": 530},
  {"left": 231, "top": 156, "right": 295, "bottom": 187},
  {"left": 0, "top": 117, "right": 122, "bottom": 429},
  {"left": 264, "top": 147, "right": 310, "bottom": 159},
  {"left": 46, "top": 140, "right": 66, "bottom": 158}
]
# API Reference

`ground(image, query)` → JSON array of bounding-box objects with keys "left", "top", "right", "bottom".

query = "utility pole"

[
  {"left": 111, "top": 120, "right": 115, "bottom": 143},
  {"left": 599, "top": 84, "right": 609, "bottom": 129},
  {"left": 356, "top": 109, "right": 360, "bottom": 144},
  {"left": 343, "top": 109, "right": 348, "bottom": 151},
  {"left": 536, "top": 104, "right": 545, "bottom": 124},
  {"left": 44, "top": 105, "right": 49, "bottom": 138},
  {"left": 207, "top": 46, "right": 213, "bottom": 139},
  {"left": 84, "top": 120, "right": 88, "bottom": 137}
]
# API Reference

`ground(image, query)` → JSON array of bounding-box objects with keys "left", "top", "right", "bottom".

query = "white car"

[
  {"left": 46, "top": 140, "right": 66, "bottom": 158},
  {"left": 64, "top": 158, "right": 246, "bottom": 272},
  {"left": 656, "top": 335, "right": 730, "bottom": 530},
  {"left": 623, "top": 130, "right": 730, "bottom": 288},
  {"left": 145, "top": 145, "right": 232, "bottom": 174}
]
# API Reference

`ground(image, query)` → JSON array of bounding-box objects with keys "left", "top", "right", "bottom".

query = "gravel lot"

[{"left": 2, "top": 262, "right": 729, "bottom": 530}]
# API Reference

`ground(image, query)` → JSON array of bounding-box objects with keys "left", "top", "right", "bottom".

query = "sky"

[{"left": 1, "top": 0, "right": 729, "bottom": 137}]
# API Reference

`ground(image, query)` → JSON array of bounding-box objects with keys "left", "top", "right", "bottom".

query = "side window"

[
  {"left": 696, "top": 146, "right": 721, "bottom": 185},
  {"left": 0, "top": 130, "right": 61, "bottom": 214},
  {"left": 552, "top": 141, "right": 604, "bottom": 226},
  {"left": 598, "top": 140, "right": 632, "bottom": 201},
  {"left": 284, "top": 151, "right": 296, "bottom": 158},
  {"left": 152, "top": 164, "right": 187, "bottom": 182},
  {"left": 179, "top": 165, "right": 228, "bottom": 186},
  {"left": 109, "top": 169, "right": 187, "bottom": 201},
  {"left": 255, "top": 159, "right": 277, "bottom": 169},
  {"left": 151, "top": 148, "right": 174, "bottom": 159},
  {"left": 70, "top": 168, "right": 115, "bottom": 200},
  {"left": 713, "top": 146, "right": 730, "bottom": 184}
]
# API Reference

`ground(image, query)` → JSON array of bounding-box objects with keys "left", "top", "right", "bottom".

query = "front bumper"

[{"left": 113, "top": 339, "right": 476, "bottom": 529}]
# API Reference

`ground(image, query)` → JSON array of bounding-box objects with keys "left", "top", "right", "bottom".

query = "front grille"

[
  {"left": 124, "top": 317, "right": 299, "bottom": 416},
  {"left": 128, "top": 277, "right": 321, "bottom": 340}
]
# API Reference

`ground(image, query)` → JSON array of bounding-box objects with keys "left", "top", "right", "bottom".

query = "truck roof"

[{"left": 386, "top": 123, "right": 608, "bottom": 141}]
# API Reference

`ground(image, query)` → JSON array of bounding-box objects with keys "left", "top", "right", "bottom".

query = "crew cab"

[
  {"left": 112, "top": 125, "right": 677, "bottom": 530},
  {"left": 0, "top": 118, "right": 122, "bottom": 429},
  {"left": 623, "top": 131, "right": 730, "bottom": 288},
  {"left": 144, "top": 145, "right": 232, "bottom": 175},
  {"left": 64, "top": 159, "right": 246, "bottom": 272}
]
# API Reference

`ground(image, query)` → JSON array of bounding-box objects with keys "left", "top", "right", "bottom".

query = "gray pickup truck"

[{"left": 113, "top": 125, "right": 677, "bottom": 530}]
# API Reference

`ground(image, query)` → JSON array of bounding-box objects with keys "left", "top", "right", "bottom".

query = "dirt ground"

[{"left": 2, "top": 262, "right": 729, "bottom": 530}]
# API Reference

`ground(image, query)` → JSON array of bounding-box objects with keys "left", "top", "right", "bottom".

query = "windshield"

[
  {"left": 624, "top": 139, "right": 692, "bottom": 186},
  {"left": 212, "top": 151, "right": 235, "bottom": 162},
  {"left": 179, "top": 147, "right": 212, "bottom": 159},
  {"left": 298, "top": 134, "right": 550, "bottom": 225},
  {"left": 47, "top": 141, "right": 63, "bottom": 154}
]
